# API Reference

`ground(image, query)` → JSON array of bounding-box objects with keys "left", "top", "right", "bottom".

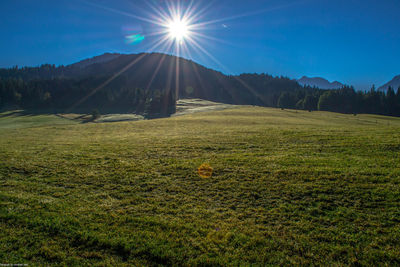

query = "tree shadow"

[{"left": 0, "top": 110, "right": 31, "bottom": 118}]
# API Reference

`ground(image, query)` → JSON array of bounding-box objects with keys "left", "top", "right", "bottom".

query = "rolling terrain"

[
  {"left": 297, "top": 76, "right": 344, "bottom": 89},
  {"left": 378, "top": 75, "right": 400, "bottom": 91},
  {"left": 2, "top": 54, "right": 399, "bottom": 117},
  {"left": 1, "top": 106, "right": 400, "bottom": 265},
  {"left": 0, "top": 53, "right": 303, "bottom": 112}
]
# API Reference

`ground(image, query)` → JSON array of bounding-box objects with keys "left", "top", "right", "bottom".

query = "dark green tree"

[
  {"left": 303, "top": 94, "right": 318, "bottom": 111},
  {"left": 91, "top": 109, "right": 100, "bottom": 120},
  {"left": 277, "top": 92, "right": 296, "bottom": 109}
]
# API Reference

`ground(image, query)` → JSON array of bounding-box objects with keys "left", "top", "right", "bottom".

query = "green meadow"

[{"left": 1, "top": 106, "right": 400, "bottom": 266}]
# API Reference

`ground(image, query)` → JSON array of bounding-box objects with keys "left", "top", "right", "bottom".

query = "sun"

[{"left": 167, "top": 18, "right": 189, "bottom": 42}]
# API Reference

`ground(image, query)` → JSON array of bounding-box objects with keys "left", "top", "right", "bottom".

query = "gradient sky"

[{"left": 0, "top": 0, "right": 399, "bottom": 90}]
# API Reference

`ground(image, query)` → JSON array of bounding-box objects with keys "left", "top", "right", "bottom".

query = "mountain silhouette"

[
  {"left": 378, "top": 75, "right": 400, "bottom": 91},
  {"left": 1, "top": 53, "right": 400, "bottom": 117},
  {"left": 297, "top": 76, "right": 343, "bottom": 89},
  {"left": 69, "top": 53, "right": 121, "bottom": 69},
  {"left": 0, "top": 53, "right": 303, "bottom": 107}
]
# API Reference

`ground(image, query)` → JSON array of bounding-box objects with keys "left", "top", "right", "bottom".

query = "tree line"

[
  {"left": 1, "top": 53, "right": 400, "bottom": 118},
  {"left": 277, "top": 85, "right": 400, "bottom": 116},
  {"left": 0, "top": 76, "right": 176, "bottom": 118}
]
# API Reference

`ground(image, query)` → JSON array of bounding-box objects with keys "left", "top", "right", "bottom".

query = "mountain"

[
  {"left": 0, "top": 53, "right": 304, "bottom": 114},
  {"left": 297, "top": 76, "right": 344, "bottom": 89},
  {"left": 378, "top": 75, "right": 400, "bottom": 91},
  {"left": 1, "top": 53, "right": 400, "bottom": 117},
  {"left": 69, "top": 53, "right": 121, "bottom": 69},
  {"left": 0, "top": 52, "right": 303, "bottom": 105}
]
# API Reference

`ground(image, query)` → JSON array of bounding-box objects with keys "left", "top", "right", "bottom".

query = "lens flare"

[
  {"left": 71, "top": 1, "right": 297, "bottom": 113},
  {"left": 198, "top": 163, "right": 213, "bottom": 178},
  {"left": 125, "top": 34, "right": 145, "bottom": 45}
]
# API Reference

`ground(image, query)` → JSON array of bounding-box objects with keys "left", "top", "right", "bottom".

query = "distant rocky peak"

[{"left": 297, "top": 76, "right": 344, "bottom": 89}]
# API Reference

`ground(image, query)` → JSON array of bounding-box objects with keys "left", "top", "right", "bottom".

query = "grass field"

[{"left": 1, "top": 106, "right": 400, "bottom": 266}]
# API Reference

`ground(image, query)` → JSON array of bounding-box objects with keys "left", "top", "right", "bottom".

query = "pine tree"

[{"left": 386, "top": 86, "right": 396, "bottom": 115}]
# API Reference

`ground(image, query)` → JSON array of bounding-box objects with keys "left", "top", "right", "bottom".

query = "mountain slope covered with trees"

[{"left": 1, "top": 53, "right": 400, "bottom": 117}]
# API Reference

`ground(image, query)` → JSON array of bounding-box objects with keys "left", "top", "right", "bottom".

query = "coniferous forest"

[{"left": 0, "top": 53, "right": 399, "bottom": 117}]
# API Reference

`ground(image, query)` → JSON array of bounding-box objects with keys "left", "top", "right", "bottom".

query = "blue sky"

[{"left": 0, "top": 0, "right": 399, "bottom": 90}]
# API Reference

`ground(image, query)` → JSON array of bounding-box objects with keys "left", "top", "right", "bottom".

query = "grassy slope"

[
  {"left": 0, "top": 107, "right": 400, "bottom": 266},
  {"left": 0, "top": 111, "right": 77, "bottom": 129}
]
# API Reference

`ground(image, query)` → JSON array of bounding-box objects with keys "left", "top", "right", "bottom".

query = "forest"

[
  {"left": 277, "top": 85, "right": 400, "bottom": 116},
  {"left": 0, "top": 75, "right": 177, "bottom": 118},
  {"left": 0, "top": 53, "right": 399, "bottom": 117}
]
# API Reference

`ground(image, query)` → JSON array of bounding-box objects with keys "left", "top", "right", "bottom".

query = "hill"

[
  {"left": 297, "top": 76, "right": 344, "bottom": 89},
  {"left": 0, "top": 52, "right": 302, "bottom": 105},
  {"left": 69, "top": 53, "right": 121, "bottom": 70},
  {"left": 378, "top": 74, "right": 400, "bottom": 91},
  {"left": 0, "top": 53, "right": 303, "bottom": 114},
  {"left": 1, "top": 53, "right": 400, "bottom": 117},
  {"left": 1, "top": 106, "right": 400, "bottom": 265}
]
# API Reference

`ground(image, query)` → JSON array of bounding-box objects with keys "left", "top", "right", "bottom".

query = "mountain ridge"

[
  {"left": 378, "top": 75, "right": 400, "bottom": 91},
  {"left": 2, "top": 52, "right": 398, "bottom": 117},
  {"left": 69, "top": 53, "right": 121, "bottom": 69},
  {"left": 0, "top": 52, "right": 303, "bottom": 113},
  {"left": 297, "top": 76, "right": 344, "bottom": 89}
]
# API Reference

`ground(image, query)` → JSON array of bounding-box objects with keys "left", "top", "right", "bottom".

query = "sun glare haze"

[{"left": 166, "top": 18, "right": 190, "bottom": 43}]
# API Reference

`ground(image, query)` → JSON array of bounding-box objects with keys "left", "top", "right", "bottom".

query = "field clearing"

[
  {"left": 1, "top": 106, "right": 400, "bottom": 266},
  {"left": 0, "top": 110, "right": 77, "bottom": 129},
  {"left": 54, "top": 99, "right": 234, "bottom": 124},
  {"left": 173, "top": 98, "right": 238, "bottom": 116}
]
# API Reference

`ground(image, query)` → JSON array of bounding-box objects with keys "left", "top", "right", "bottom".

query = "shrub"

[{"left": 91, "top": 109, "right": 100, "bottom": 120}]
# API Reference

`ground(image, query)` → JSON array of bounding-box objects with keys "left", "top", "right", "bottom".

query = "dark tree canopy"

[{"left": 1, "top": 53, "right": 399, "bottom": 117}]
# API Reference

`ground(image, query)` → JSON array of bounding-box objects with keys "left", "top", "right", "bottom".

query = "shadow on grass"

[
  {"left": 1, "top": 108, "right": 171, "bottom": 124},
  {"left": 0, "top": 109, "right": 91, "bottom": 122},
  {"left": 0, "top": 110, "right": 29, "bottom": 118}
]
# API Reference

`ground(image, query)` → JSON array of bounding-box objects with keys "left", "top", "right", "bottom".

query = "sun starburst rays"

[
  {"left": 70, "top": 0, "right": 249, "bottom": 111},
  {"left": 167, "top": 18, "right": 189, "bottom": 42}
]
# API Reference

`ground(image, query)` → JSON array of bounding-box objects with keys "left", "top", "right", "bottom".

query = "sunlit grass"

[{"left": 1, "top": 107, "right": 400, "bottom": 265}]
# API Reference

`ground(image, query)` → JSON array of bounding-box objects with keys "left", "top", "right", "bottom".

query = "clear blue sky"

[{"left": 0, "top": 0, "right": 399, "bottom": 90}]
